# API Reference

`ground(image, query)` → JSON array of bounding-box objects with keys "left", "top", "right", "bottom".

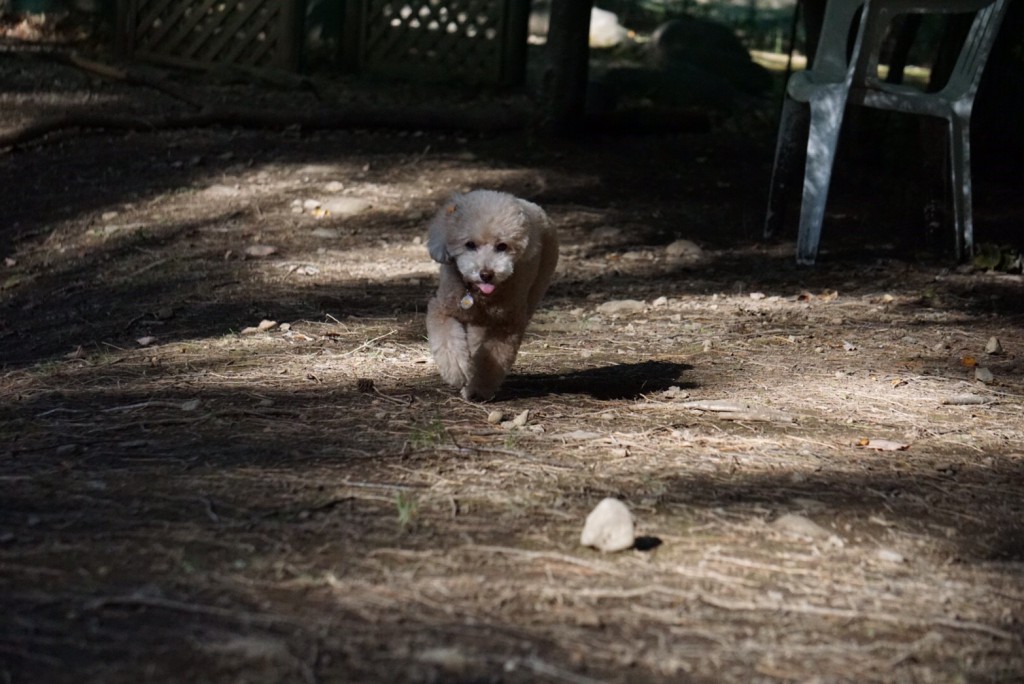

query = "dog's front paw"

[{"left": 460, "top": 385, "right": 495, "bottom": 402}]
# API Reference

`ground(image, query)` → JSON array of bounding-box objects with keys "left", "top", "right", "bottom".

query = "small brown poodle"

[{"left": 426, "top": 190, "right": 559, "bottom": 401}]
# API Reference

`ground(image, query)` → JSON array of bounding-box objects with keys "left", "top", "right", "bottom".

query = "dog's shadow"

[{"left": 500, "top": 360, "right": 693, "bottom": 401}]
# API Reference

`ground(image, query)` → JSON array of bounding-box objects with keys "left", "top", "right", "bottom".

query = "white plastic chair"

[{"left": 764, "top": 0, "right": 1009, "bottom": 264}]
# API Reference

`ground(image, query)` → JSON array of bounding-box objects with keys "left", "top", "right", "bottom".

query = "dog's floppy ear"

[
  {"left": 515, "top": 197, "right": 547, "bottom": 227},
  {"left": 427, "top": 195, "right": 460, "bottom": 264}
]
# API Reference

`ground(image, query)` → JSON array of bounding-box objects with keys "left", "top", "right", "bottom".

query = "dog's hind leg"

[{"left": 426, "top": 298, "right": 472, "bottom": 390}]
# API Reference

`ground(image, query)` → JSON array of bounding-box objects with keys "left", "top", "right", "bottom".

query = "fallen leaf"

[{"left": 961, "top": 356, "right": 977, "bottom": 367}]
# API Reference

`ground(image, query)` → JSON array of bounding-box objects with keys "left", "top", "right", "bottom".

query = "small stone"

[
  {"left": 596, "top": 299, "right": 646, "bottom": 315},
  {"left": 985, "top": 336, "right": 1003, "bottom": 355},
  {"left": 324, "top": 181, "right": 345, "bottom": 193},
  {"left": 321, "top": 197, "right": 372, "bottom": 216},
  {"left": 652, "top": 296, "right": 669, "bottom": 307},
  {"left": 245, "top": 245, "right": 278, "bottom": 258},
  {"left": 877, "top": 548, "right": 905, "bottom": 564},
  {"left": 257, "top": 319, "right": 277, "bottom": 331},
  {"left": 749, "top": 292, "right": 766, "bottom": 300},
  {"left": 580, "top": 498, "right": 635, "bottom": 552},
  {"left": 302, "top": 199, "right": 321, "bottom": 211},
  {"left": 312, "top": 227, "right": 341, "bottom": 239},
  {"left": 665, "top": 239, "right": 703, "bottom": 259},
  {"left": 501, "top": 409, "right": 529, "bottom": 429},
  {"left": 975, "top": 367, "right": 995, "bottom": 384},
  {"left": 486, "top": 410, "right": 503, "bottom": 424}
]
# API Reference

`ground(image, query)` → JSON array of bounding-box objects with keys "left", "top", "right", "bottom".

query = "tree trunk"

[{"left": 543, "top": 0, "right": 593, "bottom": 135}]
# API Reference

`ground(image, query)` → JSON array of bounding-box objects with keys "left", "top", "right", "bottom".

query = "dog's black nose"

[{"left": 479, "top": 270, "right": 494, "bottom": 283}]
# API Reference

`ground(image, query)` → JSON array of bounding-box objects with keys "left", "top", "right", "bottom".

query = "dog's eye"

[
  {"left": 465, "top": 241, "right": 477, "bottom": 251},
  {"left": 495, "top": 243, "right": 509, "bottom": 252}
]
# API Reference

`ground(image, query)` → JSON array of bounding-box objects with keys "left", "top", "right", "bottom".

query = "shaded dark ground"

[{"left": 2, "top": 43, "right": 1024, "bottom": 684}]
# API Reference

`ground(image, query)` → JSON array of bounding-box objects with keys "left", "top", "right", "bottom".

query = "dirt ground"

[{"left": 2, "top": 43, "right": 1024, "bottom": 684}]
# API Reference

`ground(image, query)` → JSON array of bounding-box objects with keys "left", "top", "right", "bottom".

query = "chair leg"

[
  {"left": 948, "top": 115, "right": 973, "bottom": 261},
  {"left": 765, "top": 97, "right": 808, "bottom": 241},
  {"left": 796, "top": 95, "right": 847, "bottom": 265}
]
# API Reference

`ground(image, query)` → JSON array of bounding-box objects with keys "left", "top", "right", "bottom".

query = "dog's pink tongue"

[{"left": 477, "top": 283, "right": 496, "bottom": 295}]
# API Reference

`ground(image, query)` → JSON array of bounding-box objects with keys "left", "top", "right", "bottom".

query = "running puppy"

[{"left": 426, "top": 190, "right": 558, "bottom": 401}]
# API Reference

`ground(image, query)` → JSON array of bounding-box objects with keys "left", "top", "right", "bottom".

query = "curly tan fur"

[{"left": 425, "top": 190, "right": 559, "bottom": 401}]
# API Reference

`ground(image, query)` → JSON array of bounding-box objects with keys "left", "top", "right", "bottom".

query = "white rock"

[
  {"left": 580, "top": 498, "right": 635, "bottom": 552},
  {"left": 322, "top": 197, "right": 372, "bottom": 216},
  {"left": 985, "top": 336, "right": 1003, "bottom": 355},
  {"left": 324, "top": 181, "right": 345, "bottom": 193},
  {"left": 665, "top": 239, "right": 703, "bottom": 259},
  {"left": 596, "top": 299, "right": 646, "bottom": 315},
  {"left": 302, "top": 199, "right": 321, "bottom": 210},
  {"left": 877, "top": 548, "right": 905, "bottom": 563},
  {"left": 501, "top": 409, "right": 529, "bottom": 429},
  {"left": 975, "top": 366, "right": 995, "bottom": 384}
]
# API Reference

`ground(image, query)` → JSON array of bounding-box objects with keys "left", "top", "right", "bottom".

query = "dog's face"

[{"left": 428, "top": 191, "right": 538, "bottom": 297}]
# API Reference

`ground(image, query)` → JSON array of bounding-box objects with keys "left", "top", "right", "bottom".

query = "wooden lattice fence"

[
  {"left": 117, "top": 0, "right": 305, "bottom": 72},
  {"left": 343, "top": 0, "right": 531, "bottom": 85}
]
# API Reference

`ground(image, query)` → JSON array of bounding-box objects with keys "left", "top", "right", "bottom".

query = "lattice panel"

[
  {"left": 354, "top": 0, "right": 528, "bottom": 84},
  {"left": 120, "top": 0, "right": 303, "bottom": 71}
]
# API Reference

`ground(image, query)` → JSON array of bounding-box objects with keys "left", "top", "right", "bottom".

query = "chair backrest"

[
  {"left": 942, "top": 0, "right": 1008, "bottom": 101},
  {"left": 851, "top": 0, "right": 1008, "bottom": 101},
  {"left": 812, "top": 0, "right": 870, "bottom": 83}
]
